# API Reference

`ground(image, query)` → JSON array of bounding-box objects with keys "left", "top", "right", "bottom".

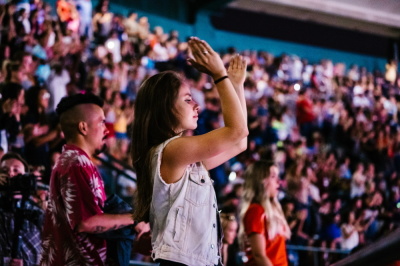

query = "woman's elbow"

[
  {"left": 235, "top": 126, "right": 249, "bottom": 141},
  {"left": 238, "top": 137, "right": 248, "bottom": 152},
  {"left": 242, "top": 127, "right": 249, "bottom": 138},
  {"left": 226, "top": 126, "right": 248, "bottom": 144}
]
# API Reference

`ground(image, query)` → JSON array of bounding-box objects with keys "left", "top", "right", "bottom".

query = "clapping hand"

[
  {"left": 228, "top": 54, "right": 247, "bottom": 88},
  {"left": 187, "top": 37, "right": 227, "bottom": 80}
]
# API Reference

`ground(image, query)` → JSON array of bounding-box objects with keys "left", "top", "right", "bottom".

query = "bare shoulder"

[{"left": 159, "top": 136, "right": 190, "bottom": 184}]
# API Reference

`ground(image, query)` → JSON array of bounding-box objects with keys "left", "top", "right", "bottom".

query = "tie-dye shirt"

[{"left": 40, "top": 144, "right": 107, "bottom": 266}]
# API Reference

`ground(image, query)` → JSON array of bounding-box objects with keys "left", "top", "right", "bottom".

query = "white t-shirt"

[
  {"left": 48, "top": 69, "right": 70, "bottom": 112},
  {"left": 341, "top": 224, "right": 359, "bottom": 250}
]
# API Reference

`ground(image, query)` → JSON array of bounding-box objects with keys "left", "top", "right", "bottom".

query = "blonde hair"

[
  {"left": 239, "top": 161, "right": 291, "bottom": 248},
  {"left": 220, "top": 213, "right": 237, "bottom": 230}
]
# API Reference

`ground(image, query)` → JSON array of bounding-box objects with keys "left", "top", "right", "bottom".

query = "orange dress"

[{"left": 243, "top": 203, "right": 288, "bottom": 266}]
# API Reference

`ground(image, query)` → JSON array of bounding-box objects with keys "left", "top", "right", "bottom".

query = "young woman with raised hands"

[{"left": 131, "top": 37, "right": 248, "bottom": 265}]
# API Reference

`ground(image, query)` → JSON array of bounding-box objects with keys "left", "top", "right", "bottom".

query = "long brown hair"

[{"left": 131, "top": 71, "right": 182, "bottom": 222}]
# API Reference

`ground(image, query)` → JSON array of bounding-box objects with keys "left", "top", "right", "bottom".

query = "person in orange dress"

[{"left": 239, "top": 160, "right": 291, "bottom": 266}]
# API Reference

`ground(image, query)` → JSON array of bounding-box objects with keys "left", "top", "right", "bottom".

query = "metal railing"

[
  {"left": 94, "top": 152, "right": 137, "bottom": 197},
  {"left": 332, "top": 227, "right": 400, "bottom": 266},
  {"left": 95, "top": 153, "right": 137, "bottom": 183},
  {"left": 287, "top": 245, "right": 351, "bottom": 266}
]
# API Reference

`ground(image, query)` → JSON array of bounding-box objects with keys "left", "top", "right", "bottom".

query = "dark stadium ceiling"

[{"left": 228, "top": 0, "right": 400, "bottom": 38}]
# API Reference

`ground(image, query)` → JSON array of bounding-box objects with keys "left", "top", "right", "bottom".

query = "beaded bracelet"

[{"left": 214, "top": 75, "right": 229, "bottom": 85}]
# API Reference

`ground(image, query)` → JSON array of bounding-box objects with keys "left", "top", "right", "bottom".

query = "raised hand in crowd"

[
  {"left": 228, "top": 53, "right": 247, "bottom": 88},
  {"left": 187, "top": 37, "right": 227, "bottom": 80}
]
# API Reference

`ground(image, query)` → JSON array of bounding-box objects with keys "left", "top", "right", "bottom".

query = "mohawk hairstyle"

[{"left": 56, "top": 93, "right": 104, "bottom": 116}]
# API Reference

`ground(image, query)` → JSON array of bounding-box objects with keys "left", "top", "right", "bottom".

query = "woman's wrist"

[
  {"left": 212, "top": 71, "right": 228, "bottom": 81},
  {"left": 214, "top": 75, "right": 229, "bottom": 85}
]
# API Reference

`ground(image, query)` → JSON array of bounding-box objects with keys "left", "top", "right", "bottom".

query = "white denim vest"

[{"left": 150, "top": 136, "right": 221, "bottom": 265}]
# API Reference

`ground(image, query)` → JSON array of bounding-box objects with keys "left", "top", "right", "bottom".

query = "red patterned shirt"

[{"left": 40, "top": 144, "right": 107, "bottom": 265}]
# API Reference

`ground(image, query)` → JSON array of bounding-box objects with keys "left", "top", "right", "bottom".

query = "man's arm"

[{"left": 77, "top": 213, "right": 134, "bottom": 234}]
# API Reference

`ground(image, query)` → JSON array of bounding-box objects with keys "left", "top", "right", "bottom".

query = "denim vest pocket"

[
  {"left": 185, "top": 173, "right": 212, "bottom": 206},
  {"left": 173, "top": 207, "right": 182, "bottom": 242}
]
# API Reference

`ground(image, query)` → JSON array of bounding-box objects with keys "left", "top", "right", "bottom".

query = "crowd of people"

[{"left": 1, "top": 0, "right": 400, "bottom": 265}]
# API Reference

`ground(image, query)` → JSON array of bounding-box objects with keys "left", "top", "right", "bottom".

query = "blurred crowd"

[{"left": 1, "top": 0, "right": 400, "bottom": 265}]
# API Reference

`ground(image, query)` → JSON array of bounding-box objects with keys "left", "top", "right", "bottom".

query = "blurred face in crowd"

[
  {"left": 129, "top": 13, "right": 137, "bottom": 20},
  {"left": 334, "top": 213, "right": 341, "bottom": 224},
  {"left": 10, "top": 65, "right": 25, "bottom": 82},
  {"left": 223, "top": 219, "right": 238, "bottom": 245},
  {"left": 101, "top": 4, "right": 108, "bottom": 13},
  {"left": 112, "top": 92, "right": 123, "bottom": 108},
  {"left": 38, "top": 89, "right": 50, "bottom": 110},
  {"left": 348, "top": 211, "right": 355, "bottom": 224},
  {"left": 264, "top": 165, "right": 280, "bottom": 198},
  {"left": 205, "top": 97, "right": 220, "bottom": 112},
  {"left": 1, "top": 158, "right": 25, "bottom": 178},
  {"left": 22, "top": 55, "right": 33, "bottom": 73}
]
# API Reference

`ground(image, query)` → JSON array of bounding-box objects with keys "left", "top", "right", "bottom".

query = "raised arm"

[
  {"left": 228, "top": 54, "right": 247, "bottom": 122},
  {"left": 202, "top": 54, "right": 248, "bottom": 170},
  {"left": 161, "top": 38, "right": 248, "bottom": 183}
]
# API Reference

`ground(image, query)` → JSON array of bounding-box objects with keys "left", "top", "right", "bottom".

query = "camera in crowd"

[{"left": 0, "top": 173, "right": 48, "bottom": 195}]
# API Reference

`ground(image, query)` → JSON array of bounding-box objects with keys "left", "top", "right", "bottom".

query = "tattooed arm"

[{"left": 76, "top": 213, "right": 134, "bottom": 234}]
